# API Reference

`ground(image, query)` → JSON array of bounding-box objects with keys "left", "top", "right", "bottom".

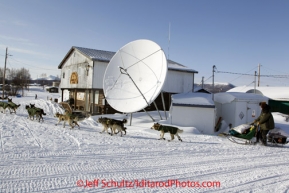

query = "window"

[{"left": 63, "top": 72, "right": 65, "bottom": 78}]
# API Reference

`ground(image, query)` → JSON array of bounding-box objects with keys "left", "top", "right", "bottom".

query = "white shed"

[
  {"left": 169, "top": 92, "right": 216, "bottom": 135},
  {"left": 214, "top": 92, "right": 269, "bottom": 128}
]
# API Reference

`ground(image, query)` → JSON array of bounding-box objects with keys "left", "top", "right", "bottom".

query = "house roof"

[
  {"left": 214, "top": 92, "right": 269, "bottom": 104},
  {"left": 227, "top": 86, "right": 289, "bottom": 101},
  {"left": 172, "top": 92, "right": 215, "bottom": 107},
  {"left": 58, "top": 46, "right": 198, "bottom": 73}
]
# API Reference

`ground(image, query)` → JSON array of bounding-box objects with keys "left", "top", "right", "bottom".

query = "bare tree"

[{"left": 7, "top": 68, "right": 31, "bottom": 96}]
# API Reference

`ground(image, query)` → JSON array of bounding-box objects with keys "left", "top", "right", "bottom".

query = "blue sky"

[{"left": 0, "top": 0, "right": 288, "bottom": 86}]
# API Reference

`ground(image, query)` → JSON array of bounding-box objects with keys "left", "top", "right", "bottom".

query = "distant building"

[
  {"left": 47, "top": 87, "right": 59, "bottom": 93},
  {"left": 58, "top": 46, "right": 198, "bottom": 115},
  {"left": 194, "top": 83, "right": 235, "bottom": 93},
  {"left": 228, "top": 86, "right": 289, "bottom": 114}
]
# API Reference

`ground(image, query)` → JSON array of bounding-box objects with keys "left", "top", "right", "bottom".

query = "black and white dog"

[
  {"left": 151, "top": 122, "right": 183, "bottom": 142},
  {"left": 97, "top": 117, "right": 127, "bottom": 136}
]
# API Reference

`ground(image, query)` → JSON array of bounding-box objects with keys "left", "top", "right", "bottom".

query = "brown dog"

[{"left": 55, "top": 111, "right": 80, "bottom": 129}]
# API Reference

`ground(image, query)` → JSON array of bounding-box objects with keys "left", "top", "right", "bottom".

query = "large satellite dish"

[{"left": 103, "top": 39, "right": 167, "bottom": 113}]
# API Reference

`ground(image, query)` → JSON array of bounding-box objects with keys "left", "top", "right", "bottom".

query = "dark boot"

[
  {"left": 260, "top": 130, "right": 269, "bottom": 146},
  {"left": 255, "top": 130, "right": 261, "bottom": 143},
  {"left": 261, "top": 139, "right": 267, "bottom": 146}
]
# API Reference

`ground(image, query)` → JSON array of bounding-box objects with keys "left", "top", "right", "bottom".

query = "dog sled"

[
  {"left": 220, "top": 124, "right": 289, "bottom": 146},
  {"left": 267, "top": 131, "right": 288, "bottom": 146},
  {"left": 219, "top": 124, "right": 257, "bottom": 145}
]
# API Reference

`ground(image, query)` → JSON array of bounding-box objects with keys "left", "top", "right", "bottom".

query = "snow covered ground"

[{"left": 1, "top": 86, "right": 289, "bottom": 193}]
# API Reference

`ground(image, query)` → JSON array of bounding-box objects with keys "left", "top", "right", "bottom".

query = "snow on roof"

[
  {"left": 166, "top": 60, "right": 198, "bottom": 73},
  {"left": 172, "top": 92, "right": 215, "bottom": 107},
  {"left": 59, "top": 46, "right": 198, "bottom": 73},
  {"left": 214, "top": 92, "right": 268, "bottom": 104},
  {"left": 227, "top": 86, "right": 289, "bottom": 101}
]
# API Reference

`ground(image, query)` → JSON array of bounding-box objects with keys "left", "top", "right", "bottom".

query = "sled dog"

[
  {"left": 151, "top": 123, "right": 183, "bottom": 142},
  {"left": 25, "top": 105, "right": 44, "bottom": 122},
  {"left": 0, "top": 101, "right": 10, "bottom": 113},
  {"left": 97, "top": 117, "right": 127, "bottom": 136},
  {"left": 97, "top": 117, "right": 112, "bottom": 135},
  {"left": 28, "top": 104, "right": 46, "bottom": 121},
  {"left": 55, "top": 111, "right": 80, "bottom": 129},
  {"left": 30, "top": 104, "right": 46, "bottom": 115},
  {"left": 7, "top": 98, "right": 21, "bottom": 114},
  {"left": 107, "top": 118, "right": 127, "bottom": 137},
  {"left": 0, "top": 98, "right": 20, "bottom": 114}
]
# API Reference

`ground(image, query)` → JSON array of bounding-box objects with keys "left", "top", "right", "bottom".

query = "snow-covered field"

[{"left": 1, "top": 87, "right": 289, "bottom": 193}]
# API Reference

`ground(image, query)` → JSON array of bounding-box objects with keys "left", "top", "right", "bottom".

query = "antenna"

[
  {"left": 2, "top": 47, "right": 8, "bottom": 99},
  {"left": 258, "top": 63, "right": 261, "bottom": 87},
  {"left": 212, "top": 65, "right": 216, "bottom": 100},
  {"left": 254, "top": 71, "right": 257, "bottom": 93},
  {"left": 168, "top": 22, "right": 171, "bottom": 60}
]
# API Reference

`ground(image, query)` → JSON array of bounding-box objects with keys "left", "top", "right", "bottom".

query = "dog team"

[
  {"left": 0, "top": 98, "right": 183, "bottom": 142},
  {"left": 97, "top": 116, "right": 183, "bottom": 142},
  {"left": 0, "top": 98, "right": 81, "bottom": 129}
]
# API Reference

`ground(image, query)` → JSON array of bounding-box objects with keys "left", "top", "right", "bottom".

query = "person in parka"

[{"left": 254, "top": 102, "right": 275, "bottom": 146}]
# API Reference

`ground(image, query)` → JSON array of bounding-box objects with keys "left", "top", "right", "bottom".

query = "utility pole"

[
  {"left": 2, "top": 47, "right": 8, "bottom": 99},
  {"left": 258, "top": 63, "right": 261, "bottom": 87},
  {"left": 254, "top": 71, "right": 257, "bottom": 94},
  {"left": 201, "top": 76, "right": 204, "bottom": 89},
  {"left": 212, "top": 65, "right": 216, "bottom": 100}
]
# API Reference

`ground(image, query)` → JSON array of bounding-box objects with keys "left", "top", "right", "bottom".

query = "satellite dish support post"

[{"left": 119, "top": 67, "right": 155, "bottom": 122}]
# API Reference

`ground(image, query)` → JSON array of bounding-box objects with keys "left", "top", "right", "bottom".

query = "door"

[{"left": 247, "top": 102, "right": 258, "bottom": 124}]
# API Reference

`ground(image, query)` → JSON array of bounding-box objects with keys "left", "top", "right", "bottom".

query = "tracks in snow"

[
  {"left": 0, "top": 112, "right": 90, "bottom": 151},
  {"left": 21, "top": 121, "right": 42, "bottom": 148},
  {"left": 0, "top": 113, "right": 18, "bottom": 152},
  {"left": 0, "top": 126, "right": 3, "bottom": 152},
  {"left": 1, "top": 111, "right": 289, "bottom": 192}
]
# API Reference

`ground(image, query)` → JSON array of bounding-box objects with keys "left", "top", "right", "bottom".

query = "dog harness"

[{"left": 158, "top": 125, "right": 178, "bottom": 134}]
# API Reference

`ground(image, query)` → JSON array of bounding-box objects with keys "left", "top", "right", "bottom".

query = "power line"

[
  {"left": 228, "top": 66, "right": 258, "bottom": 83},
  {"left": 8, "top": 57, "right": 57, "bottom": 71},
  {"left": 261, "top": 65, "right": 289, "bottom": 76},
  {"left": 216, "top": 70, "right": 289, "bottom": 78}
]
